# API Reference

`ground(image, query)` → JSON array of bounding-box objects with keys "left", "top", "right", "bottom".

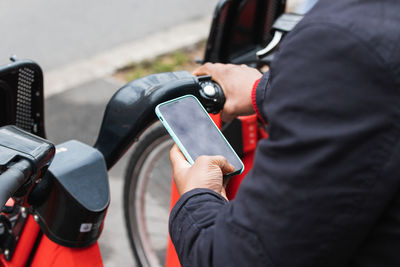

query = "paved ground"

[{"left": 0, "top": 0, "right": 217, "bottom": 72}]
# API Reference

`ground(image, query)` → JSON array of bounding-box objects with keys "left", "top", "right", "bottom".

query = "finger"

[
  {"left": 210, "top": 156, "right": 235, "bottom": 174},
  {"left": 220, "top": 110, "right": 235, "bottom": 123},
  {"left": 193, "top": 62, "right": 223, "bottom": 77},
  {"left": 221, "top": 162, "right": 235, "bottom": 175},
  {"left": 192, "top": 63, "right": 212, "bottom": 76},
  {"left": 169, "top": 144, "right": 191, "bottom": 170}
]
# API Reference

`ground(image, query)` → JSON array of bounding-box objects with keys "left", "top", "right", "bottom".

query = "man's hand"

[
  {"left": 169, "top": 144, "right": 234, "bottom": 199},
  {"left": 193, "top": 63, "right": 262, "bottom": 122}
]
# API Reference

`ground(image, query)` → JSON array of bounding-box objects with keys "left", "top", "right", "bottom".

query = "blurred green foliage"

[{"left": 125, "top": 50, "right": 190, "bottom": 81}]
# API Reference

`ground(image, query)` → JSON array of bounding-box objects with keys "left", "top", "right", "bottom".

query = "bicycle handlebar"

[
  {"left": 0, "top": 125, "right": 55, "bottom": 208},
  {"left": 94, "top": 71, "right": 225, "bottom": 169},
  {"left": 0, "top": 159, "right": 32, "bottom": 208}
]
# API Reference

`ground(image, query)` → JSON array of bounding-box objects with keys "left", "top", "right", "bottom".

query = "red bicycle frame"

[{"left": 0, "top": 216, "right": 103, "bottom": 267}]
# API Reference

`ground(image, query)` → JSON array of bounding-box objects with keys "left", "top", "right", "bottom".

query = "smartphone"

[{"left": 155, "top": 94, "right": 244, "bottom": 177}]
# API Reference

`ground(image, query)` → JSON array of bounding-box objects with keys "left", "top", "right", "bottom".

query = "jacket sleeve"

[
  {"left": 251, "top": 75, "right": 267, "bottom": 124},
  {"left": 169, "top": 21, "right": 399, "bottom": 267}
]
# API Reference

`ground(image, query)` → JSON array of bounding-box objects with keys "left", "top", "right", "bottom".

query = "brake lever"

[
  {"left": 256, "top": 31, "right": 283, "bottom": 59},
  {"left": 256, "top": 13, "right": 304, "bottom": 60}
]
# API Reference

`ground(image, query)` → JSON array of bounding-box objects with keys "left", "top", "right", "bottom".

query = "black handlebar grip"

[
  {"left": 0, "top": 159, "right": 32, "bottom": 208},
  {"left": 95, "top": 71, "right": 226, "bottom": 169}
]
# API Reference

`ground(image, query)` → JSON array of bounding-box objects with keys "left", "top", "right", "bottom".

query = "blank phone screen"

[{"left": 158, "top": 96, "right": 243, "bottom": 173}]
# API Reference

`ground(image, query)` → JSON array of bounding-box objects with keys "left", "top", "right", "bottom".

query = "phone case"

[{"left": 155, "top": 94, "right": 244, "bottom": 176}]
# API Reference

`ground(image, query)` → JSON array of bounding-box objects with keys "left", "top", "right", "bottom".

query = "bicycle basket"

[{"left": 0, "top": 59, "right": 46, "bottom": 138}]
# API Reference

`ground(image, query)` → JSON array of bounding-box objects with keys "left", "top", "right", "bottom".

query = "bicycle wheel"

[{"left": 124, "top": 122, "right": 174, "bottom": 267}]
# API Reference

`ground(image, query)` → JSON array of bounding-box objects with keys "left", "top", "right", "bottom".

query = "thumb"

[
  {"left": 210, "top": 156, "right": 235, "bottom": 175},
  {"left": 170, "top": 144, "right": 191, "bottom": 170},
  {"left": 192, "top": 64, "right": 211, "bottom": 77}
]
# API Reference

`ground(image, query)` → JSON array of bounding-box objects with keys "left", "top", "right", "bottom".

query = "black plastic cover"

[{"left": 32, "top": 140, "right": 109, "bottom": 248}]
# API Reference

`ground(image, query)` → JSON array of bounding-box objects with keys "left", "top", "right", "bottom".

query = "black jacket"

[{"left": 169, "top": 0, "right": 400, "bottom": 266}]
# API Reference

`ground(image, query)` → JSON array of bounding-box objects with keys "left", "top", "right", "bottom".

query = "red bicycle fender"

[{"left": 30, "top": 235, "right": 103, "bottom": 267}]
